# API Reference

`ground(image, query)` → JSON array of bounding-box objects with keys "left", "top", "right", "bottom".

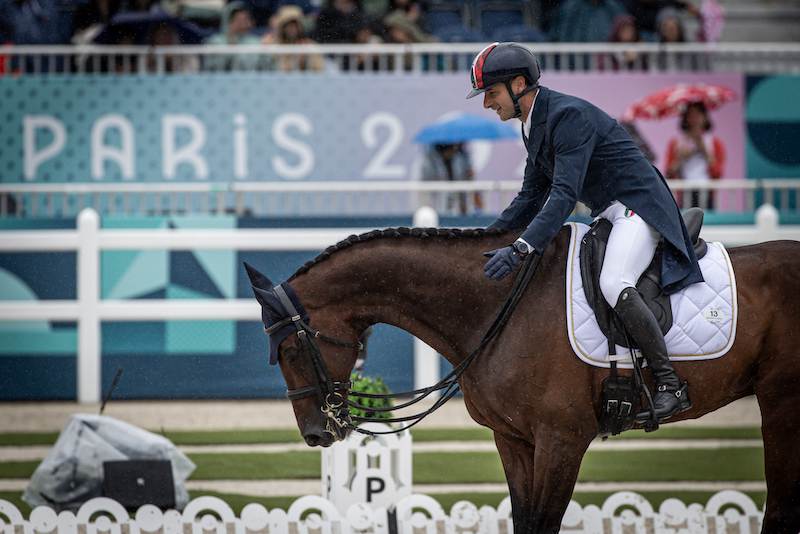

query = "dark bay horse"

[{"left": 246, "top": 225, "right": 800, "bottom": 534}]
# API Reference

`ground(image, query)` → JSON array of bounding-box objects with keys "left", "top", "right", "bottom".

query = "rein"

[{"left": 272, "top": 252, "right": 542, "bottom": 437}]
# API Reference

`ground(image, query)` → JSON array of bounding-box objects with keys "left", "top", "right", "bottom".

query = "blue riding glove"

[{"left": 483, "top": 245, "right": 522, "bottom": 281}]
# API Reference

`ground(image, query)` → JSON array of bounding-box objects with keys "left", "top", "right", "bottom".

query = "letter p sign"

[{"left": 366, "top": 477, "right": 385, "bottom": 502}]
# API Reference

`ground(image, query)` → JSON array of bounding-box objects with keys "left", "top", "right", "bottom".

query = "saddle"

[
  {"left": 581, "top": 207, "right": 706, "bottom": 437},
  {"left": 580, "top": 207, "right": 707, "bottom": 349}
]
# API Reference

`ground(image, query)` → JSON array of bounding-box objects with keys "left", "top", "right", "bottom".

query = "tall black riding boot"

[{"left": 613, "top": 287, "right": 692, "bottom": 424}]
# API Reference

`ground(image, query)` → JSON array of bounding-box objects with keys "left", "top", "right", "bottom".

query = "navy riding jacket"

[{"left": 489, "top": 86, "right": 703, "bottom": 295}]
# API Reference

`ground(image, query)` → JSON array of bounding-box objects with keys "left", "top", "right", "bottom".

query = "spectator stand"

[
  {"left": 425, "top": 0, "right": 471, "bottom": 38},
  {"left": 473, "top": 0, "right": 537, "bottom": 40}
]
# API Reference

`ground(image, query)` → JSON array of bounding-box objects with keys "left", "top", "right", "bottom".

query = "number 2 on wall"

[{"left": 361, "top": 112, "right": 406, "bottom": 179}]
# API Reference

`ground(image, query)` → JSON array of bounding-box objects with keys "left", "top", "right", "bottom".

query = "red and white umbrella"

[{"left": 621, "top": 83, "right": 737, "bottom": 122}]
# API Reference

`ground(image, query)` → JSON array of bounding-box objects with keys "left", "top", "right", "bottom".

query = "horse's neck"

[{"left": 295, "top": 239, "right": 494, "bottom": 363}]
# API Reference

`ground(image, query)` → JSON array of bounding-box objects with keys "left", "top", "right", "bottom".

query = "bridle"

[
  {"left": 268, "top": 252, "right": 542, "bottom": 437},
  {"left": 267, "top": 284, "right": 362, "bottom": 434}
]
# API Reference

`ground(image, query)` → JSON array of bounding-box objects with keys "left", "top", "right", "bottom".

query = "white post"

[
  {"left": 754, "top": 203, "right": 779, "bottom": 243},
  {"left": 412, "top": 207, "right": 440, "bottom": 397},
  {"left": 77, "top": 208, "right": 101, "bottom": 403}
]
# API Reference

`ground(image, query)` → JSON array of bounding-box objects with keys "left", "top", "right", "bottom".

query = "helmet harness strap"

[{"left": 505, "top": 79, "right": 538, "bottom": 118}]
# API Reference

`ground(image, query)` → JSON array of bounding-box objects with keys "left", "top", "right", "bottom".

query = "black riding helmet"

[{"left": 466, "top": 42, "right": 541, "bottom": 118}]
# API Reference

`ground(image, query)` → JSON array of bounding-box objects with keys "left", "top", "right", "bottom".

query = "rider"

[{"left": 469, "top": 42, "right": 702, "bottom": 424}]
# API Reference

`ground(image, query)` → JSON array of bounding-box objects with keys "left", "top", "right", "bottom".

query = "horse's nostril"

[{"left": 304, "top": 434, "right": 323, "bottom": 447}]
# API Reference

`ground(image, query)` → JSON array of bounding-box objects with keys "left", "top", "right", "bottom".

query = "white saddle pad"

[{"left": 565, "top": 222, "right": 738, "bottom": 369}]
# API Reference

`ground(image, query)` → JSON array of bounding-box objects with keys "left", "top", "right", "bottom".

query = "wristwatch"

[{"left": 513, "top": 240, "right": 532, "bottom": 256}]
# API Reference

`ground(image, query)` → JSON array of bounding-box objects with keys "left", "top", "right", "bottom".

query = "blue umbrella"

[{"left": 412, "top": 113, "right": 518, "bottom": 145}]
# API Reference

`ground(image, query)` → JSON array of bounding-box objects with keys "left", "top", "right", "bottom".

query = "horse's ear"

[
  {"left": 243, "top": 262, "right": 287, "bottom": 317},
  {"left": 244, "top": 262, "right": 275, "bottom": 292}
]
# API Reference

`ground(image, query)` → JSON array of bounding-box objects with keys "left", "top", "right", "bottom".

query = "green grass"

[
  {"left": 0, "top": 433, "right": 60, "bottom": 447},
  {"left": 0, "top": 461, "right": 40, "bottom": 478},
  {"left": 162, "top": 429, "right": 304, "bottom": 445},
  {"left": 410, "top": 428, "right": 495, "bottom": 442},
  {"left": 0, "top": 426, "right": 762, "bottom": 447},
  {"left": 578, "top": 447, "right": 765, "bottom": 482},
  {"left": 190, "top": 451, "right": 322, "bottom": 480},
  {"left": 0, "top": 448, "right": 766, "bottom": 483}
]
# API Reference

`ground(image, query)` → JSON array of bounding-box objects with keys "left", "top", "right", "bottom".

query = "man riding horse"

[{"left": 470, "top": 42, "right": 701, "bottom": 424}]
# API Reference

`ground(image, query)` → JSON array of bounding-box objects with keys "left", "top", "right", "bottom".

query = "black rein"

[{"left": 272, "top": 252, "right": 542, "bottom": 437}]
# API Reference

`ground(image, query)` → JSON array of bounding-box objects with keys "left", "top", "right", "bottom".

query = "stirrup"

[{"left": 635, "top": 382, "right": 692, "bottom": 428}]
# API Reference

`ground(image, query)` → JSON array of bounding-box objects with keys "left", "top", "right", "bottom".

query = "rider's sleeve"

[{"left": 488, "top": 157, "right": 551, "bottom": 231}]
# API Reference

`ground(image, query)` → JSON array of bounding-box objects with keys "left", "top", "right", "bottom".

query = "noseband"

[{"left": 268, "top": 285, "right": 363, "bottom": 431}]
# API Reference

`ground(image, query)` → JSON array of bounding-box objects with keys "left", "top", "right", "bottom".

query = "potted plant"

[{"left": 348, "top": 373, "right": 394, "bottom": 421}]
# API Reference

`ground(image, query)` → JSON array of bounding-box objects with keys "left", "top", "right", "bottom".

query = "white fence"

[
  {"left": 0, "top": 491, "right": 766, "bottom": 534},
  {"left": 1, "top": 179, "right": 798, "bottom": 218},
  {"left": 0, "top": 204, "right": 798, "bottom": 403},
  {"left": 4, "top": 42, "right": 800, "bottom": 75}
]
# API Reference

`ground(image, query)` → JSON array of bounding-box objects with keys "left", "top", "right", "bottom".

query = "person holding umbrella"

[
  {"left": 664, "top": 102, "right": 726, "bottom": 209},
  {"left": 418, "top": 143, "right": 481, "bottom": 215},
  {"left": 413, "top": 113, "right": 516, "bottom": 216},
  {"left": 468, "top": 42, "right": 702, "bottom": 425},
  {"left": 621, "top": 83, "right": 735, "bottom": 209}
]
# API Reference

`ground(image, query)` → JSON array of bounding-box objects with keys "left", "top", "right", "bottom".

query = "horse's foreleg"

[
  {"left": 494, "top": 431, "right": 588, "bottom": 534},
  {"left": 494, "top": 432, "right": 538, "bottom": 533}
]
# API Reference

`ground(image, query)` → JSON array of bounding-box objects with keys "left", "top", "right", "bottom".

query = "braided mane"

[{"left": 289, "top": 226, "right": 510, "bottom": 280}]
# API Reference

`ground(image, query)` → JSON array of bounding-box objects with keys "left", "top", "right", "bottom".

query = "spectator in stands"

[
  {"left": 237, "top": 0, "right": 275, "bottom": 28},
  {"left": 204, "top": 1, "right": 270, "bottom": 70},
  {"left": 384, "top": 0, "right": 427, "bottom": 31},
  {"left": 418, "top": 143, "right": 482, "bottom": 215},
  {"left": 663, "top": 102, "right": 726, "bottom": 209},
  {"left": 261, "top": 4, "right": 324, "bottom": 71},
  {"left": 383, "top": 9, "right": 436, "bottom": 70},
  {"left": 144, "top": 22, "right": 201, "bottom": 72},
  {"left": 311, "top": 0, "right": 366, "bottom": 43},
  {"left": 360, "top": 0, "right": 387, "bottom": 19},
  {"left": 0, "top": 0, "right": 67, "bottom": 45},
  {"left": 383, "top": 8, "right": 434, "bottom": 43},
  {"left": 539, "top": 0, "right": 565, "bottom": 33},
  {"left": 549, "top": 0, "right": 628, "bottom": 43},
  {"left": 350, "top": 13, "right": 385, "bottom": 70},
  {"left": 655, "top": 6, "right": 707, "bottom": 69},
  {"left": 656, "top": 5, "right": 684, "bottom": 42},
  {"left": 621, "top": 0, "right": 698, "bottom": 39},
  {"left": 599, "top": 13, "right": 648, "bottom": 70}
]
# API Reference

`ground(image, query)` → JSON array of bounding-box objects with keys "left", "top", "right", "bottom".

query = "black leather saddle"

[{"left": 579, "top": 207, "right": 707, "bottom": 349}]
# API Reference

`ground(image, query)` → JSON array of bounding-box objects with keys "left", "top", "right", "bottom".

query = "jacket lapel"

[{"left": 525, "top": 86, "right": 549, "bottom": 167}]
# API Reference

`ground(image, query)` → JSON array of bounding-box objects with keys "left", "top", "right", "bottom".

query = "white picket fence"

[
  {"left": 0, "top": 491, "right": 765, "bottom": 534},
  {"left": 0, "top": 204, "right": 799, "bottom": 403}
]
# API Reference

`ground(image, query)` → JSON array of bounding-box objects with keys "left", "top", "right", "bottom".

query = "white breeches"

[{"left": 598, "top": 201, "right": 661, "bottom": 306}]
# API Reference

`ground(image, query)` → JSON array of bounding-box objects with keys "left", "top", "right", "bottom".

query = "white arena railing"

[
  {"left": 1, "top": 179, "right": 799, "bottom": 218},
  {"left": 0, "top": 491, "right": 767, "bottom": 534},
  {"left": 0, "top": 204, "right": 796, "bottom": 403},
  {"left": 3, "top": 42, "right": 800, "bottom": 75}
]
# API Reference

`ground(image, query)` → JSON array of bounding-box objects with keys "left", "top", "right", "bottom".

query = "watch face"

[{"left": 515, "top": 242, "right": 529, "bottom": 254}]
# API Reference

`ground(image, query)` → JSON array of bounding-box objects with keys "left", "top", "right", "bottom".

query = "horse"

[{"left": 245, "top": 224, "right": 800, "bottom": 534}]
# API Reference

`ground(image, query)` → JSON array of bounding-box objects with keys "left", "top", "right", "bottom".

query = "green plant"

[{"left": 348, "top": 373, "right": 394, "bottom": 421}]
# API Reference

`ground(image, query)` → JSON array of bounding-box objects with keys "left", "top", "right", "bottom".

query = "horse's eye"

[{"left": 281, "top": 343, "right": 302, "bottom": 364}]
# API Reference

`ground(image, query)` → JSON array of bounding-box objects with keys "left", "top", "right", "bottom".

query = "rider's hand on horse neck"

[{"left": 483, "top": 245, "right": 522, "bottom": 281}]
